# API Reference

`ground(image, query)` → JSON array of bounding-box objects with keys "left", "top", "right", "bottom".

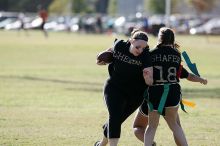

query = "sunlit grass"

[{"left": 0, "top": 30, "right": 219, "bottom": 146}]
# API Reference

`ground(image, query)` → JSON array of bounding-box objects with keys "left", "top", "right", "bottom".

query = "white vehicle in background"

[
  {"left": 190, "top": 17, "right": 220, "bottom": 35},
  {"left": 5, "top": 16, "right": 33, "bottom": 30},
  {"left": 113, "top": 16, "right": 126, "bottom": 34},
  {"left": 0, "top": 17, "right": 17, "bottom": 29}
]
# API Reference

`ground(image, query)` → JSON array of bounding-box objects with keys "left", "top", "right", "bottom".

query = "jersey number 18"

[{"left": 154, "top": 66, "right": 177, "bottom": 83}]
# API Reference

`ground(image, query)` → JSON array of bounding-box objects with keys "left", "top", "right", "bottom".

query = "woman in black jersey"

[
  {"left": 94, "top": 29, "right": 153, "bottom": 146},
  {"left": 133, "top": 67, "right": 207, "bottom": 145},
  {"left": 144, "top": 27, "right": 207, "bottom": 146}
]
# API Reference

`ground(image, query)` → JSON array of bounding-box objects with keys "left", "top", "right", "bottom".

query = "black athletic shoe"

[{"left": 94, "top": 141, "right": 101, "bottom": 146}]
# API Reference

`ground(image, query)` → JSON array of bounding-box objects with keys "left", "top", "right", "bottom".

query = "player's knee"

[
  {"left": 148, "top": 122, "right": 159, "bottom": 129},
  {"left": 133, "top": 126, "right": 145, "bottom": 137},
  {"left": 145, "top": 125, "right": 157, "bottom": 136},
  {"left": 133, "top": 127, "right": 139, "bottom": 137},
  {"left": 167, "top": 121, "right": 179, "bottom": 132}
]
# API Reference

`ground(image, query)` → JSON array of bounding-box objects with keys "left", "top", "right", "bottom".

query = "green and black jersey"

[{"left": 150, "top": 46, "right": 187, "bottom": 85}]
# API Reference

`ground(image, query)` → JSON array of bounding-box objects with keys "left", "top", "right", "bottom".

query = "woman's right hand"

[
  {"left": 200, "top": 78, "right": 208, "bottom": 85},
  {"left": 96, "top": 60, "right": 107, "bottom": 65}
]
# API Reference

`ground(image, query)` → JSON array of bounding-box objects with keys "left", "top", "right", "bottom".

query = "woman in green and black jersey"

[
  {"left": 144, "top": 27, "right": 207, "bottom": 146},
  {"left": 133, "top": 66, "right": 207, "bottom": 146}
]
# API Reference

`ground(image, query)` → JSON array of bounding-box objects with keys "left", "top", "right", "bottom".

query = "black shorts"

[
  {"left": 139, "top": 99, "right": 148, "bottom": 116},
  {"left": 148, "top": 83, "right": 181, "bottom": 113},
  {"left": 103, "top": 80, "right": 144, "bottom": 138}
]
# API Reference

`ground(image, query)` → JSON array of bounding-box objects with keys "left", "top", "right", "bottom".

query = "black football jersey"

[
  {"left": 150, "top": 46, "right": 182, "bottom": 85},
  {"left": 108, "top": 40, "right": 152, "bottom": 94}
]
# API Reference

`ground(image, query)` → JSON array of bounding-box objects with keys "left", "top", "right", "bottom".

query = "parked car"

[
  {"left": 0, "top": 17, "right": 17, "bottom": 29},
  {"left": 176, "top": 18, "right": 205, "bottom": 34},
  {"left": 113, "top": 16, "right": 126, "bottom": 34},
  {"left": 25, "top": 17, "right": 43, "bottom": 29},
  {"left": 190, "top": 17, "right": 220, "bottom": 35},
  {"left": 4, "top": 16, "right": 32, "bottom": 30},
  {"left": 148, "top": 15, "right": 165, "bottom": 36},
  {"left": 44, "top": 16, "right": 69, "bottom": 31}
]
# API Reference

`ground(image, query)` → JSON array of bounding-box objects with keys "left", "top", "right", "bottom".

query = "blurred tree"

[
  {"left": 95, "top": 0, "right": 109, "bottom": 14},
  {"left": 146, "top": 0, "right": 177, "bottom": 14},
  {"left": 143, "top": 0, "right": 148, "bottom": 13},
  {"left": 72, "top": 0, "right": 86, "bottom": 13},
  {"left": 108, "top": 0, "right": 117, "bottom": 16},
  {"left": 148, "top": 0, "right": 165, "bottom": 14},
  {"left": 188, "top": 0, "right": 216, "bottom": 13},
  {"left": 0, "top": 0, "right": 8, "bottom": 11},
  {"left": 3, "top": 0, "right": 52, "bottom": 12},
  {"left": 171, "top": 0, "right": 178, "bottom": 11},
  {"left": 49, "top": 0, "right": 100, "bottom": 14},
  {"left": 0, "top": 0, "right": 110, "bottom": 14},
  {"left": 48, "top": 0, "right": 69, "bottom": 14}
]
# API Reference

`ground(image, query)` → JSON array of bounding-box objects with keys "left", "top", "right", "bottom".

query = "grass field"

[{"left": 0, "top": 30, "right": 219, "bottom": 146}]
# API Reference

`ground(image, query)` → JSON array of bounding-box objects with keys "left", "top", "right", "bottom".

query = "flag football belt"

[
  {"left": 143, "top": 84, "right": 170, "bottom": 115},
  {"left": 143, "top": 84, "right": 194, "bottom": 115}
]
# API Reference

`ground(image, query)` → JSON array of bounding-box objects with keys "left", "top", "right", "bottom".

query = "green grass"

[{"left": 0, "top": 30, "right": 219, "bottom": 146}]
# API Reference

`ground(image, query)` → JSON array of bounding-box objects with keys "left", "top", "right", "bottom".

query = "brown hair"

[
  {"left": 157, "top": 27, "right": 180, "bottom": 51},
  {"left": 131, "top": 28, "right": 148, "bottom": 42}
]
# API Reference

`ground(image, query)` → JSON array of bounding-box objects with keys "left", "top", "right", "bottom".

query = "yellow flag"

[{"left": 182, "top": 99, "right": 196, "bottom": 108}]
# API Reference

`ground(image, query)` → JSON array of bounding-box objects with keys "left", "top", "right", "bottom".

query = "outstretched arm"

[
  {"left": 187, "top": 73, "right": 207, "bottom": 85},
  {"left": 179, "top": 66, "right": 207, "bottom": 85}
]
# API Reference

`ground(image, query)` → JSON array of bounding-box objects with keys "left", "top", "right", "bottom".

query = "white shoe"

[{"left": 94, "top": 141, "right": 101, "bottom": 146}]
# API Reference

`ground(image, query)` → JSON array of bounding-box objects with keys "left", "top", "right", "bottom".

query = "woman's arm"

[
  {"left": 143, "top": 67, "right": 153, "bottom": 86},
  {"left": 179, "top": 66, "right": 207, "bottom": 85},
  {"left": 187, "top": 73, "right": 208, "bottom": 85}
]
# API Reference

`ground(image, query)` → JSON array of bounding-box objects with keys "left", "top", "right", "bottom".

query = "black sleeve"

[
  {"left": 142, "top": 49, "right": 152, "bottom": 69},
  {"left": 180, "top": 67, "right": 189, "bottom": 79},
  {"left": 108, "top": 63, "right": 114, "bottom": 77},
  {"left": 112, "top": 39, "right": 124, "bottom": 52}
]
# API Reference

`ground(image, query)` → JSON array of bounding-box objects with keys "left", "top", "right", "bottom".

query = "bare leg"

[
  {"left": 109, "top": 138, "right": 119, "bottom": 146},
  {"left": 174, "top": 115, "right": 182, "bottom": 146},
  {"left": 164, "top": 112, "right": 182, "bottom": 146},
  {"left": 144, "top": 110, "right": 160, "bottom": 146},
  {"left": 99, "top": 135, "right": 108, "bottom": 146},
  {"left": 133, "top": 110, "right": 182, "bottom": 145},
  {"left": 133, "top": 111, "right": 148, "bottom": 142},
  {"left": 164, "top": 107, "right": 188, "bottom": 146}
]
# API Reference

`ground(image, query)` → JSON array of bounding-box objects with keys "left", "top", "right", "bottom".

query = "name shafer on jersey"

[
  {"left": 151, "top": 54, "right": 180, "bottom": 64},
  {"left": 150, "top": 46, "right": 181, "bottom": 85}
]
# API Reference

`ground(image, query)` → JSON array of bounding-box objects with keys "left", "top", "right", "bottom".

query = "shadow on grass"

[
  {"left": 1, "top": 75, "right": 219, "bottom": 96},
  {"left": 0, "top": 75, "right": 103, "bottom": 85},
  {"left": 0, "top": 75, "right": 103, "bottom": 92},
  {"left": 65, "top": 87, "right": 102, "bottom": 92},
  {"left": 182, "top": 88, "right": 220, "bottom": 99}
]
